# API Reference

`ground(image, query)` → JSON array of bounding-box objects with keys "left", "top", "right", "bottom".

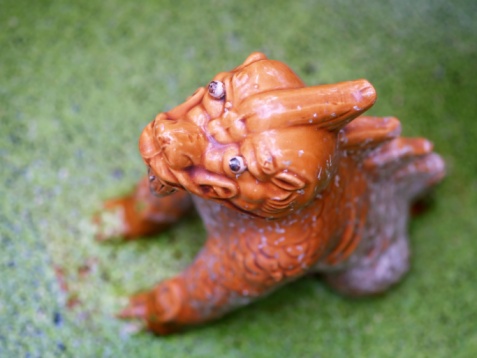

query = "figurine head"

[{"left": 139, "top": 53, "right": 376, "bottom": 218}]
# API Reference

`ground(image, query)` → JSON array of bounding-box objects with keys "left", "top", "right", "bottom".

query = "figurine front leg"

[
  {"left": 119, "top": 235, "right": 301, "bottom": 335},
  {"left": 95, "top": 176, "right": 192, "bottom": 240}
]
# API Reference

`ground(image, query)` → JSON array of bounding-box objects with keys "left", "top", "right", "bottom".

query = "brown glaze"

[{"left": 98, "top": 53, "right": 445, "bottom": 335}]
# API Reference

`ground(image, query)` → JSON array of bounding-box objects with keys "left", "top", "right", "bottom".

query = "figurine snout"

[
  {"left": 140, "top": 114, "right": 238, "bottom": 199},
  {"left": 139, "top": 120, "right": 160, "bottom": 164},
  {"left": 155, "top": 121, "right": 206, "bottom": 170}
]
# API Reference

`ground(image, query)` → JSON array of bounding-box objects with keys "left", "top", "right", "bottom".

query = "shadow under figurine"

[{"left": 96, "top": 52, "right": 445, "bottom": 335}]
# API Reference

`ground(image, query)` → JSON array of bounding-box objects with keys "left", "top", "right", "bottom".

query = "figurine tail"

[{"left": 364, "top": 137, "right": 445, "bottom": 199}]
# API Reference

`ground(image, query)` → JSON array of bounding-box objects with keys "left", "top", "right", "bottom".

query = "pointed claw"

[
  {"left": 117, "top": 291, "right": 182, "bottom": 336},
  {"left": 117, "top": 303, "right": 146, "bottom": 319},
  {"left": 117, "top": 293, "right": 150, "bottom": 319}
]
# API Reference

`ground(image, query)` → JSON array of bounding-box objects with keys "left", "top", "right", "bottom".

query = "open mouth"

[
  {"left": 148, "top": 167, "right": 179, "bottom": 197},
  {"left": 149, "top": 181, "right": 178, "bottom": 197}
]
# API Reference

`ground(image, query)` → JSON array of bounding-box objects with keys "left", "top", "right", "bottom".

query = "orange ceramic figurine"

[{"left": 97, "top": 53, "right": 445, "bottom": 335}]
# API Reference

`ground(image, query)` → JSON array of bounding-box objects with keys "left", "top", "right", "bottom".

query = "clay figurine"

[{"left": 97, "top": 53, "right": 445, "bottom": 335}]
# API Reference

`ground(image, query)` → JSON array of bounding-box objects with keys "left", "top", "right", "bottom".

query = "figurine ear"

[
  {"left": 234, "top": 52, "right": 268, "bottom": 72},
  {"left": 272, "top": 171, "right": 306, "bottom": 191},
  {"left": 187, "top": 168, "right": 238, "bottom": 199},
  {"left": 243, "top": 52, "right": 267, "bottom": 65},
  {"left": 241, "top": 79, "right": 376, "bottom": 133}
]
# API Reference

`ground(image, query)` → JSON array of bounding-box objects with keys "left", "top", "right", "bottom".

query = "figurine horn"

[{"left": 241, "top": 79, "right": 376, "bottom": 132}]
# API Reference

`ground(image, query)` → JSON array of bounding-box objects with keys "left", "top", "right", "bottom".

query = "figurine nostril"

[{"left": 148, "top": 167, "right": 156, "bottom": 183}]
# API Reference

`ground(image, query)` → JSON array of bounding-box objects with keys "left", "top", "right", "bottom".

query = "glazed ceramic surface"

[{"left": 97, "top": 53, "right": 445, "bottom": 335}]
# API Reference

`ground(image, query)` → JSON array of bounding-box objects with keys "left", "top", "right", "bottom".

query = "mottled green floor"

[{"left": 1, "top": 0, "right": 476, "bottom": 357}]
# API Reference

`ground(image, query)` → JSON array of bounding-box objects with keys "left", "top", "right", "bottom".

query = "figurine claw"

[
  {"left": 118, "top": 292, "right": 149, "bottom": 319},
  {"left": 117, "top": 282, "right": 186, "bottom": 335},
  {"left": 117, "top": 295, "right": 154, "bottom": 336}
]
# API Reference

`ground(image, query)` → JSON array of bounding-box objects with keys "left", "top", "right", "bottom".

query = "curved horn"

[{"left": 240, "top": 79, "right": 376, "bottom": 132}]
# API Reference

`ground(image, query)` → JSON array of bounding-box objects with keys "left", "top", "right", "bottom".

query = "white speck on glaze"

[
  {"left": 274, "top": 237, "right": 285, "bottom": 245},
  {"left": 317, "top": 167, "right": 322, "bottom": 179},
  {"left": 334, "top": 175, "right": 340, "bottom": 187}
]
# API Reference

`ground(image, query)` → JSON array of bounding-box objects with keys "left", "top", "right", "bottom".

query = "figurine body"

[{"left": 99, "top": 53, "right": 445, "bottom": 335}]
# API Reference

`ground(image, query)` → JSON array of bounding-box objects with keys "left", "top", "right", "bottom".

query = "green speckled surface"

[{"left": 1, "top": 0, "right": 476, "bottom": 356}]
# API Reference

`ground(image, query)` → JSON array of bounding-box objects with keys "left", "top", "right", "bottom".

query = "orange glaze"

[{"left": 96, "top": 53, "right": 445, "bottom": 335}]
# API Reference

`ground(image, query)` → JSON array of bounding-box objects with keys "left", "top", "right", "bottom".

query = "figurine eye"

[
  {"left": 208, "top": 81, "right": 225, "bottom": 99},
  {"left": 229, "top": 156, "right": 247, "bottom": 174}
]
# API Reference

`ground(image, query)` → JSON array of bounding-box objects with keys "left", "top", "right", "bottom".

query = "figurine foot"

[
  {"left": 93, "top": 199, "right": 129, "bottom": 241},
  {"left": 94, "top": 196, "right": 174, "bottom": 241},
  {"left": 94, "top": 176, "right": 193, "bottom": 241},
  {"left": 118, "top": 279, "right": 185, "bottom": 335},
  {"left": 323, "top": 237, "right": 410, "bottom": 297}
]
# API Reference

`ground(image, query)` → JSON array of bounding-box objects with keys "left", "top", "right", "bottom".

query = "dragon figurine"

[{"left": 97, "top": 52, "right": 445, "bottom": 335}]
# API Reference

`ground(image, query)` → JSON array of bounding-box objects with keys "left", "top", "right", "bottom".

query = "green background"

[{"left": 1, "top": 0, "right": 476, "bottom": 356}]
